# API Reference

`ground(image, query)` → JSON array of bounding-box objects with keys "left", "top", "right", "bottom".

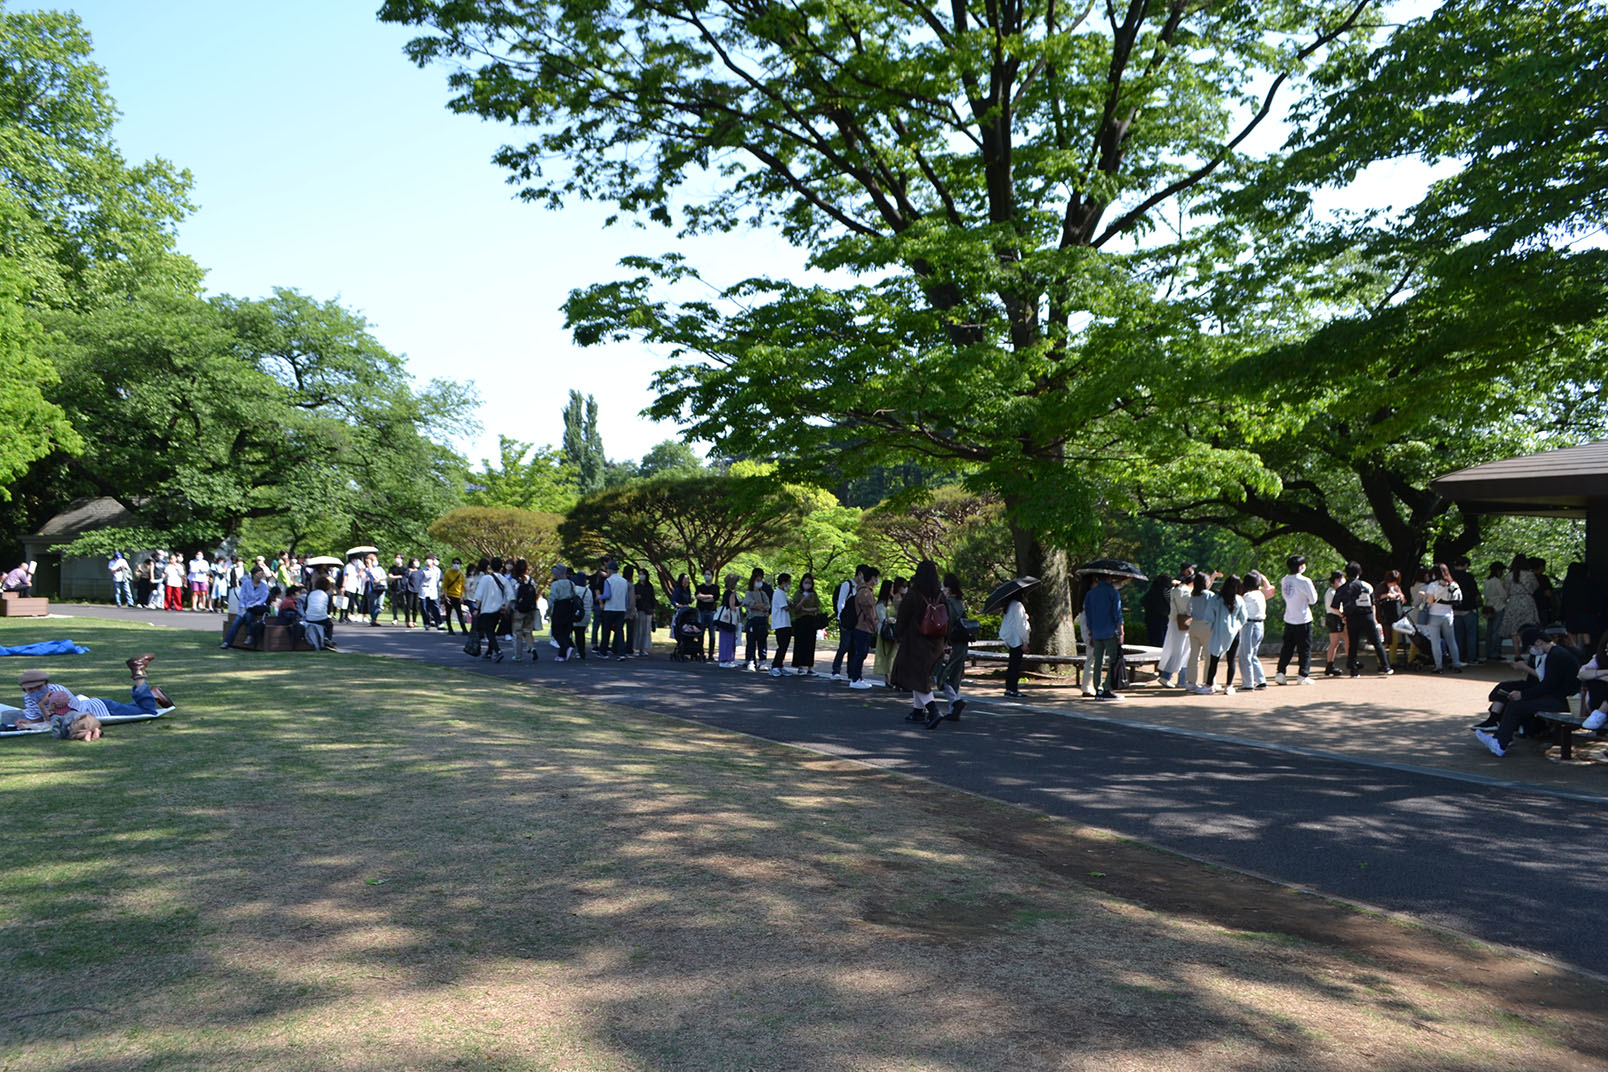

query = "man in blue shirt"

[
  {"left": 220, "top": 566, "right": 272, "bottom": 649},
  {"left": 1084, "top": 574, "right": 1127, "bottom": 699}
]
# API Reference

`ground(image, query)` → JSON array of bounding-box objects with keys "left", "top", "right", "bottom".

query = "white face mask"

[{"left": 802, "top": 583, "right": 812, "bottom": 591}]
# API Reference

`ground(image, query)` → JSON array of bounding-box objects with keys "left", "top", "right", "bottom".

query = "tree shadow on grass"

[{"left": 2, "top": 621, "right": 1606, "bottom": 1071}]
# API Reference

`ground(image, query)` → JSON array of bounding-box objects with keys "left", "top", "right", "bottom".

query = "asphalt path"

[{"left": 60, "top": 605, "right": 1608, "bottom": 977}]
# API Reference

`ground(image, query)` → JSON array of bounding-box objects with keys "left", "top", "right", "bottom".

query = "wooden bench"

[
  {"left": 221, "top": 614, "right": 314, "bottom": 651},
  {"left": 966, "top": 645, "right": 1164, "bottom": 686},
  {"left": 0, "top": 593, "right": 49, "bottom": 617}
]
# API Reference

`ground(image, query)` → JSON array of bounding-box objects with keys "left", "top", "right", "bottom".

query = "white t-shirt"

[
  {"left": 1280, "top": 573, "right": 1319, "bottom": 625},
  {"left": 1242, "top": 590, "right": 1267, "bottom": 622},
  {"left": 1424, "top": 580, "right": 1459, "bottom": 618},
  {"left": 770, "top": 587, "right": 792, "bottom": 630},
  {"left": 474, "top": 572, "right": 509, "bottom": 615},
  {"left": 421, "top": 565, "right": 441, "bottom": 599}
]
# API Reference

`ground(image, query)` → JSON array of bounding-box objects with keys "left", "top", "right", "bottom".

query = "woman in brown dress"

[{"left": 890, "top": 560, "right": 948, "bottom": 725}]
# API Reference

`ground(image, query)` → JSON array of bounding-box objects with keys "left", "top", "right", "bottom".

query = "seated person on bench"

[
  {"left": 1579, "top": 634, "right": 1608, "bottom": 732},
  {"left": 1473, "top": 626, "right": 1580, "bottom": 757},
  {"left": 221, "top": 566, "right": 272, "bottom": 649}
]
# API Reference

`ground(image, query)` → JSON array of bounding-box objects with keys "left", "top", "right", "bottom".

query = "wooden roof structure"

[
  {"left": 1431, "top": 440, "right": 1608, "bottom": 517},
  {"left": 1433, "top": 441, "right": 1608, "bottom": 578}
]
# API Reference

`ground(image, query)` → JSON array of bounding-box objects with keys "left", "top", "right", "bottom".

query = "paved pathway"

[{"left": 56, "top": 604, "right": 1608, "bottom": 977}]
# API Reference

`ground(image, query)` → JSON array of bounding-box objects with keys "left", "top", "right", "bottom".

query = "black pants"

[
  {"left": 771, "top": 627, "right": 793, "bottom": 669},
  {"left": 1494, "top": 693, "right": 1570, "bottom": 748},
  {"left": 1346, "top": 619, "right": 1392, "bottom": 673},
  {"left": 1276, "top": 622, "right": 1312, "bottom": 677},
  {"left": 444, "top": 596, "right": 466, "bottom": 632},
  {"left": 572, "top": 624, "right": 589, "bottom": 659},
  {"left": 1006, "top": 645, "right": 1024, "bottom": 691},
  {"left": 792, "top": 624, "right": 817, "bottom": 671},
  {"left": 1207, "top": 637, "right": 1240, "bottom": 686},
  {"left": 477, "top": 612, "right": 501, "bottom": 654},
  {"left": 601, "top": 610, "right": 627, "bottom": 656},
  {"left": 399, "top": 591, "right": 418, "bottom": 625}
]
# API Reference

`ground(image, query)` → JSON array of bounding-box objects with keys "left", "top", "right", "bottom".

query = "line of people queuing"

[{"left": 652, "top": 561, "right": 980, "bottom": 729}]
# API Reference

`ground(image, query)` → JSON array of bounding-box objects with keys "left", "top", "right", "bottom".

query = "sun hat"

[{"left": 18, "top": 668, "right": 49, "bottom": 688}]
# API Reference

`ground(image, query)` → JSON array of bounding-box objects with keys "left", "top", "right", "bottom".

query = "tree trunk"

[{"left": 1008, "top": 514, "right": 1076, "bottom": 655}]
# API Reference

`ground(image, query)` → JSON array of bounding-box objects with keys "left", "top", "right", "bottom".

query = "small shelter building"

[{"left": 1431, "top": 440, "right": 1608, "bottom": 585}]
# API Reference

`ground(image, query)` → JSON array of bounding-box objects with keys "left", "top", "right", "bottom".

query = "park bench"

[
  {"left": 965, "top": 641, "right": 1164, "bottom": 687},
  {"left": 0, "top": 592, "right": 49, "bottom": 617},
  {"left": 221, "top": 614, "right": 318, "bottom": 652}
]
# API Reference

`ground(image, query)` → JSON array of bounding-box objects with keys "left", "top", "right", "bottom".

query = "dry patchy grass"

[{"left": 2, "top": 620, "right": 1605, "bottom": 1071}]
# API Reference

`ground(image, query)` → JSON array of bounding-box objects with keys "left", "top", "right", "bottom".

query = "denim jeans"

[
  {"left": 1423, "top": 613, "right": 1460, "bottom": 669},
  {"left": 848, "top": 628, "right": 875, "bottom": 681},
  {"left": 100, "top": 681, "right": 160, "bottom": 717},
  {"left": 1237, "top": 620, "right": 1267, "bottom": 685},
  {"left": 113, "top": 579, "right": 133, "bottom": 606}
]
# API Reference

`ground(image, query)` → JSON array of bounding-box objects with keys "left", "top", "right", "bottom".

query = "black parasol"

[
  {"left": 982, "top": 576, "right": 1040, "bottom": 613},
  {"left": 1074, "top": 558, "right": 1148, "bottom": 582}
]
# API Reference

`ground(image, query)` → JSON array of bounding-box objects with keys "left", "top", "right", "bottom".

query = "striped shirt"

[{"left": 63, "top": 694, "right": 111, "bottom": 719}]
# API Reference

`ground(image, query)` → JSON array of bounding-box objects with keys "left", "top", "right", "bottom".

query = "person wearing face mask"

[
  {"left": 743, "top": 572, "right": 771, "bottom": 671},
  {"left": 1472, "top": 626, "right": 1581, "bottom": 757},
  {"left": 695, "top": 568, "right": 720, "bottom": 658},
  {"left": 791, "top": 573, "right": 823, "bottom": 675}
]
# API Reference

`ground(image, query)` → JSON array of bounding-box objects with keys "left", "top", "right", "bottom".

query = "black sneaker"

[
  {"left": 495, "top": 651, "right": 505, "bottom": 663},
  {"left": 1470, "top": 717, "right": 1500, "bottom": 731},
  {"left": 948, "top": 700, "right": 967, "bottom": 720},
  {"left": 904, "top": 709, "right": 924, "bottom": 722}
]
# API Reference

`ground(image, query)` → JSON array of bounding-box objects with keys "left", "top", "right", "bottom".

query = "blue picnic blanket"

[{"left": 0, "top": 639, "right": 91, "bottom": 656}]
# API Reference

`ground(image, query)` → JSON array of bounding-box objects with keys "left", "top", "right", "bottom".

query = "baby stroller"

[{"left": 670, "top": 606, "right": 706, "bottom": 661}]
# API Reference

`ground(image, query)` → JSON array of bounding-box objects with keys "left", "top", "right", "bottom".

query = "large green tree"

[
  {"left": 383, "top": 0, "right": 1374, "bottom": 651},
  {"left": 0, "top": 4, "right": 193, "bottom": 309},
  {"left": 1137, "top": 0, "right": 1608, "bottom": 577},
  {"left": 466, "top": 435, "right": 579, "bottom": 514},
  {"left": 559, "top": 473, "right": 806, "bottom": 595},
  {"left": 561, "top": 390, "right": 607, "bottom": 495},
  {"left": 33, "top": 286, "right": 473, "bottom": 552}
]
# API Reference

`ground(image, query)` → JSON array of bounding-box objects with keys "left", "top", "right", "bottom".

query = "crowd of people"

[
  {"left": 1137, "top": 553, "right": 1604, "bottom": 694},
  {"left": 100, "top": 540, "right": 1605, "bottom": 742}
]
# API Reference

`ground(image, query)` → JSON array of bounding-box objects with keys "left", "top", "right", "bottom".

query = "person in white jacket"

[
  {"left": 471, "top": 556, "right": 510, "bottom": 663},
  {"left": 769, "top": 573, "right": 795, "bottom": 676},
  {"left": 999, "top": 594, "right": 1031, "bottom": 698}
]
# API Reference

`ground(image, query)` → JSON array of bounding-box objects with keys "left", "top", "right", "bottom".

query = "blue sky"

[{"left": 48, "top": 0, "right": 802, "bottom": 467}]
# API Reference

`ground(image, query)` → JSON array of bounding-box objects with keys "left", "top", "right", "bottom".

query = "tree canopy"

[
  {"left": 429, "top": 505, "right": 564, "bottom": 567},
  {"left": 383, "top": 0, "right": 1378, "bottom": 649},
  {"left": 559, "top": 473, "right": 806, "bottom": 594}
]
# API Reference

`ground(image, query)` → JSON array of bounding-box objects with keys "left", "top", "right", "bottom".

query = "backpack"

[
  {"left": 515, "top": 579, "right": 537, "bottom": 614},
  {"left": 919, "top": 595, "right": 950, "bottom": 638},
  {"left": 837, "top": 580, "right": 857, "bottom": 627}
]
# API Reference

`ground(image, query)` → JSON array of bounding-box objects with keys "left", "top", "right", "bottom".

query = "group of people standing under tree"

[
  {"left": 1141, "top": 551, "right": 1603, "bottom": 693},
  {"left": 659, "top": 561, "right": 975, "bottom": 729}
]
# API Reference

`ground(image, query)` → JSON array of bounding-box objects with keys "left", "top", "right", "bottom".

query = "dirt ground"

[{"left": 3, "top": 622, "right": 1606, "bottom": 1071}]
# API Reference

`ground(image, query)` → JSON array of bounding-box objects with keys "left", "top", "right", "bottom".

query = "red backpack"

[{"left": 919, "top": 594, "right": 950, "bottom": 638}]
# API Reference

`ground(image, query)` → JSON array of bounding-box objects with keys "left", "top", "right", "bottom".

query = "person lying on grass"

[{"left": 7, "top": 655, "right": 171, "bottom": 736}]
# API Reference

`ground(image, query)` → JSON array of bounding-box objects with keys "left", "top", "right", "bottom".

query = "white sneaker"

[
  {"left": 720, "top": 661, "right": 735, "bottom": 668},
  {"left": 849, "top": 679, "right": 872, "bottom": 690},
  {"left": 1297, "top": 675, "right": 1315, "bottom": 685},
  {"left": 1274, "top": 672, "right": 1287, "bottom": 685},
  {"left": 769, "top": 667, "right": 782, "bottom": 677},
  {"left": 1584, "top": 710, "right": 1607, "bottom": 731},
  {"left": 1224, "top": 685, "right": 1236, "bottom": 696}
]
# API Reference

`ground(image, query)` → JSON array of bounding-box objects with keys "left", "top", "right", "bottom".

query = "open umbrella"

[
  {"left": 345, "top": 545, "right": 379, "bottom": 559},
  {"left": 982, "top": 576, "right": 1040, "bottom": 614},
  {"left": 305, "top": 555, "right": 343, "bottom": 568},
  {"left": 1075, "top": 558, "right": 1148, "bottom": 583}
]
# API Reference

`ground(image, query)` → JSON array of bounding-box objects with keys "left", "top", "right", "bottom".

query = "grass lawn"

[{"left": 4, "top": 618, "right": 1607, "bottom": 1071}]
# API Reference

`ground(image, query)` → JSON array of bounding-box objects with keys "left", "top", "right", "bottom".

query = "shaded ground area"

[
  {"left": 4, "top": 619, "right": 1607, "bottom": 1071},
  {"left": 48, "top": 605, "right": 1608, "bottom": 980}
]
